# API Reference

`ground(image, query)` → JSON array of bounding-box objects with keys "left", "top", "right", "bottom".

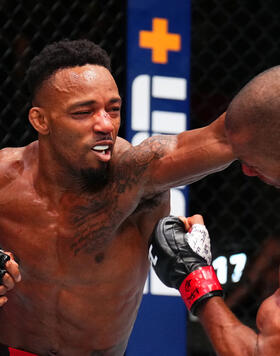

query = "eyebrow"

[{"left": 68, "top": 97, "right": 122, "bottom": 111}]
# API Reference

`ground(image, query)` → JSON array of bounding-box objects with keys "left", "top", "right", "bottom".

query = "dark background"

[{"left": 1, "top": 1, "right": 280, "bottom": 354}]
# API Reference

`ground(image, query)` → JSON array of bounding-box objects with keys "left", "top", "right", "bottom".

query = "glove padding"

[{"left": 149, "top": 216, "right": 223, "bottom": 315}]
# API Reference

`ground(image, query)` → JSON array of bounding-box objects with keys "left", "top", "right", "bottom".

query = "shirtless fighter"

[
  {"left": 0, "top": 39, "right": 234, "bottom": 356},
  {"left": 150, "top": 66, "right": 280, "bottom": 356}
]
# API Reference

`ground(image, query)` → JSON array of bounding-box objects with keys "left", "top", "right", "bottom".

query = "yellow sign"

[{"left": 139, "top": 18, "right": 181, "bottom": 64}]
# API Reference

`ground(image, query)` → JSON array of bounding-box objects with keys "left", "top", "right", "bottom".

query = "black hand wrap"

[
  {"left": 0, "top": 249, "right": 10, "bottom": 284},
  {"left": 149, "top": 216, "right": 223, "bottom": 315}
]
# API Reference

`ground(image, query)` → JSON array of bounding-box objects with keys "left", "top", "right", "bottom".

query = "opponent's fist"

[
  {"left": 148, "top": 215, "right": 223, "bottom": 315},
  {"left": 0, "top": 249, "right": 21, "bottom": 306}
]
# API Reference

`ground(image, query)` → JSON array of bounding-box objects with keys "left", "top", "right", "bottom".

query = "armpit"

[{"left": 133, "top": 191, "right": 169, "bottom": 214}]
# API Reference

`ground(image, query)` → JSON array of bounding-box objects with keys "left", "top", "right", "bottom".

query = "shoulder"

[
  {"left": 0, "top": 142, "right": 36, "bottom": 188},
  {"left": 257, "top": 288, "right": 280, "bottom": 328},
  {"left": 256, "top": 289, "right": 280, "bottom": 355},
  {"left": 112, "top": 135, "right": 176, "bottom": 194},
  {"left": 114, "top": 136, "right": 133, "bottom": 156},
  {"left": 113, "top": 134, "right": 176, "bottom": 168}
]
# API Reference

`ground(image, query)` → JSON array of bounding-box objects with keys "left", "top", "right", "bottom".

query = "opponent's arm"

[
  {"left": 149, "top": 215, "right": 279, "bottom": 356},
  {"left": 196, "top": 270, "right": 280, "bottom": 356},
  {"left": 0, "top": 249, "right": 21, "bottom": 306},
  {"left": 143, "top": 112, "right": 235, "bottom": 192},
  {"left": 197, "top": 296, "right": 257, "bottom": 356}
]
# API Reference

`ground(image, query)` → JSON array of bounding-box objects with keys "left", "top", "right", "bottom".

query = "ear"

[{"left": 29, "top": 107, "right": 49, "bottom": 135}]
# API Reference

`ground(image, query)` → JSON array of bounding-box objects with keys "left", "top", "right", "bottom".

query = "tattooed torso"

[{"left": 0, "top": 138, "right": 172, "bottom": 356}]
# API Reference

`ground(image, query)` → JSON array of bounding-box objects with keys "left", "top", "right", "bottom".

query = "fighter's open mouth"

[
  {"left": 92, "top": 145, "right": 109, "bottom": 155},
  {"left": 91, "top": 144, "right": 112, "bottom": 162}
]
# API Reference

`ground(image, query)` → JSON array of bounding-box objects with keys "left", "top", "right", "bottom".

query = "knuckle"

[
  {"left": 2, "top": 274, "right": 9, "bottom": 285},
  {"left": 5, "top": 252, "right": 14, "bottom": 260},
  {"left": 0, "top": 271, "right": 15, "bottom": 289},
  {"left": 7, "top": 259, "right": 19, "bottom": 270},
  {"left": 3, "top": 282, "right": 13, "bottom": 291},
  {"left": 0, "top": 297, "right": 8, "bottom": 306}
]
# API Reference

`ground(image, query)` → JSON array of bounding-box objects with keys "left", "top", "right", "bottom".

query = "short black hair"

[{"left": 27, "top": 39, "right": 111, "bottom": 101}]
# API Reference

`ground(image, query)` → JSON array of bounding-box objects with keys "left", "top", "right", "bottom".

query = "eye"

[
  {"left": 108, "top": 107, "right": 121, "bottom": 116},
  {"left": 71, "top": 111, "right": 92, "bottom": 118},
  {"left": 111, "top": 106, "right": 120, "bottom": 111},
  {"left": 73, "top": 111, "right": 91, "bottom": 115}
]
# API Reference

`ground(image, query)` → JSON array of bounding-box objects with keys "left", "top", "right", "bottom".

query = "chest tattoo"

[
  {"left": 69, "top": 136, "right": 173, "bottom": 255},
  {"left": 70, "top": 193, "right": 120, "bottom": 255}
]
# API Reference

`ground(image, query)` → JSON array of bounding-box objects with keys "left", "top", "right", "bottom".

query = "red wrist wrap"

[
  {"left": 9, "top": 348, "right": 37, "bottom": 355},
  {"left": 179, "top": 266, "right": 222, "bottom": 311}
]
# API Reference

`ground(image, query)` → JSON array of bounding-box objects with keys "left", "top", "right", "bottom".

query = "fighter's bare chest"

[{"left": 0, "top": 185, "right": 143, "bottom": 280}]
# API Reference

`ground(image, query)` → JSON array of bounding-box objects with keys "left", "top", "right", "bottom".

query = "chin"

[{"left": 82, "top": 164, "right": 110, "bottom": 190}]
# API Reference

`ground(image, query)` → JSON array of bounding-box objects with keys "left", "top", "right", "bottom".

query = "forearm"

[
  {"left": 178, "top": 112, "right": 235, "bottom": 173},
  {"left": 197, "top": 297, "right": 258, "bottom": 356}
]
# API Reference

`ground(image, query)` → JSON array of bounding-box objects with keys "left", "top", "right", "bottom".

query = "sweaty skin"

[{"left": 0, "top": 65, "right": 234, "bottom": 356}]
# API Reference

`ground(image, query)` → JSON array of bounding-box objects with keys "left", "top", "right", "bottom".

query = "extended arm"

[{"left": 140, "top": 113, "right": 235, "bottom": 194}]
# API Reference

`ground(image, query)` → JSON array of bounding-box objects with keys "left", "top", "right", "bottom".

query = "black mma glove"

[
  {"left": 148, "top": 216, "right": 223, "bottom": 315},
  {"left": 0, "top": 249, "right": 10, "bottom": 284}
]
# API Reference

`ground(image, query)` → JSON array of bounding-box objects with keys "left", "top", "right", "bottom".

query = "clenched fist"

[{"left": 0, "top": 249, "right": 21, "bottom": 306}]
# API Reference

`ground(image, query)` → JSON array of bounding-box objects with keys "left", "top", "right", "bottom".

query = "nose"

[
  {"left": 241, "top": 164, "right": 258, "bottom": 177},
  {"left": 93, "top": 110, "right": 114, "bottom": 134}
]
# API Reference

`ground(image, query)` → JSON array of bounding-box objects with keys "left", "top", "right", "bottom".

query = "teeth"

[{"left": 93, "top": 145, "right": 109, "bottom": 151}]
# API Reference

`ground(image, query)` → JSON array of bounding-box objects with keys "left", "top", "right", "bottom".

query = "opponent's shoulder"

[
  {"left": 256, "top": 289, "right": 280, "bottom": 355},
  {"left": 0, "top": 142, "right": 36, "bottom": 187}
]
